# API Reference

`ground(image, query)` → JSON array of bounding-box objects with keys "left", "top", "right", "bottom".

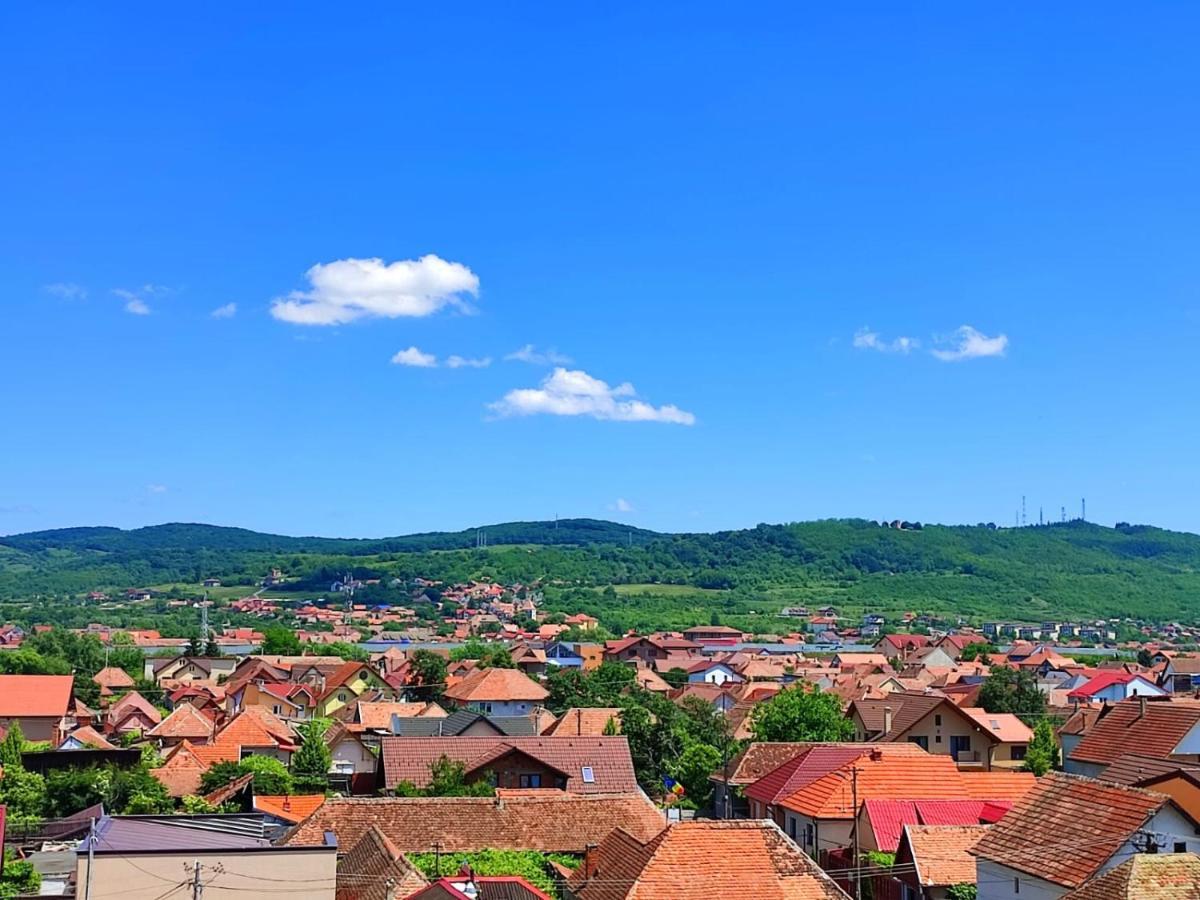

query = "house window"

[
  {"left": 787, "top": 818, "right": 796, "bottom": 839},
  {"left": 1011, "top": 745, "right": 1027, "bottom": 761},
  {"left": 935, "top": 735, "right": 942, "bottom": 743},
  {"left": 934, "top": 714, "right": 942, "bottom": 726},
  {"left": 519, "top": 773, "right": 542, "bottom": 788},
  {"left": 909, "top": 735, "right": 929, "bottom": 751},
  {"left": 338, "top": 692, "right": 347, "bottom": 702},
  {"left": 581, "top": 766, "right": 595, "bottom": 783},
  {"left": 272, "top": 705, "right": 283, "bottom": 715},
  {"left": 803, "top": 823, "right": 815, "bottom": 848},
  {"left": 1014, "top": 876, "right": 1020, "bottom": 893},
  {"left": 1176, "top": 842, "right": 1188, "bottom": 853}
]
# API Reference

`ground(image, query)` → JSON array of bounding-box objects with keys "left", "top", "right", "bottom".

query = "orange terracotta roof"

[
  {"left": 442, "top": 667, "right": 549, "bottom": 703},
  {"left": 973, "top": 772, "right": 1176, "bottom": 889},
  {"left": 568, "top": 820, "right": 849, "bottom": 900},
  {"left": 959, "top": 708, "right": 1034, "bottom": 743},
  {"left": 63, "top": 725, "right": 116, "bottom": 750},
  {"left": 147, "top": 704, "right": 216, "bottom": 741},
  {"left": 356, "top": 701, "right": 443, "bottom": 729},
  {"left": 254, "top": 794, "right": 327, "bottom": 825},
  {"left": 0, "top": 675, "right": 74, "bottom": 717},
  {"left": 283, "top": 793, "right": 665, "bottom": 854},
  {"left": 901, "top": 824, "right": 988, "bottom": 887},
  {"left": 957, "top": 770, "right": 1036, "bottom": 801},
  {"left": 780, "top": 748, "right": 964, "bottom": 819},
  {"left": 1059, "top": 853, "right": 1200, "bottom": 900},
  {"left": 543, "top": 708, "right": 623, "bottom": 736},
  {"left": 93, "top": 666, "right": 135, "bottom": 689}
]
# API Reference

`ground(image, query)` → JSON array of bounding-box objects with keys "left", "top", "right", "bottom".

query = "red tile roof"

[
  {"left": 973, "top": 772, "right": 1179, "bottom": 889},
  {"left": 442, "top": 668, "right": 549, "bottom": 703},
  {"left": 745, "top": 745, "right": 880, "bottom": 807},
  {"left": 283, "top": 793, "right": 665, "bottom": 854},
  {"left": 93, "top": 667, "right": 135, "bottom": 689},
  {"left": 1100, "top": 754, "right": 1200, "bottom": 786},
  {"left": 568, "top": 820, "right": 850, "bottom": 900},
  {"left": 543, "top": 708, "right": 623, "bottom": 737},
  {"left": 1068, "top": 698, "right": 1200, "bottom": 767},
  {"left": 0, "top": 675, "right": 74, "bottom": 718},
  {"left": 378, "top": 736, "right": 637, "bottom": 793},
  {"left": 863, "top": 799, "right": 1008, "bottom": 853},
  {"left": 1066, "top": 671, "right": 1155, "bottom": 699},
  {"left": 1059, "top": 852, "right": 1200, "bottom": 900},
  {"left": 713, "top": 743, "right": 841, "bottom": 787}
]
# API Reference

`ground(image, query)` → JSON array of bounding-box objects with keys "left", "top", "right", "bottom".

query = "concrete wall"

[{"left": 77, "top": 847, "right": 337, "bottom": 900}]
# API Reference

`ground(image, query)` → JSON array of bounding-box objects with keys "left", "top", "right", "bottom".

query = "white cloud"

[
  {"left": 930, "top": 325, "right": 1009, "bottom": 362},
  {"left": 609, "top": 498, "right": 635, "bottom": 513},
  {"left": 446, "top": 355, "right": 492, "bottom": 369},
  {"left": 489, "top": 367, "right": 695, "bottom": 425},
  {"left": 391, "top": 346, "right": 439, "bottom": 368},
  {"left": 147, "top": 484, "right": 168, "bottom": 494},
  {"left": 44, "top": 282, "right": 87, "bottom": 300},
  {"left": 113, "top": 284, "right": 169, "bottom": 315},
  {"left": 211, "top": 302, "right": 237, "bottom": 319},
  {"left": 853, "top": 328, "right": 919, "bottom": 354},
  {"left": 270, "top": 255, "right": 479, "bottom": 326},
  {"left": 504, "top": 344, "right": 573, "bottom": 366}
]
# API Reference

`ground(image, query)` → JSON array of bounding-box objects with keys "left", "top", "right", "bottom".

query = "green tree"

[
  {"left": 663, "top": 667, "right": 689, "bottom": 689},
  {"left": 1022, "top": 719, "right": 1060, "bottom": 776},
  {"left": 200, "top": 755, "right": 294, "bottom": 795},
  {"left": 408, "top": 650, "right": 448, "bottom": 701},
  {"left": 0, "top": 851, "right": 40, "bottom": 898},
  {"left": 621, "top": 704, "right": 682, "bottom": 792},
  {"left": 261, "top": 626, "right": 302, "bottom": 656},
  {"left": 978, "top": 668, "right": 1046, "bottom": 722},
  {"left": 325, "top": 642, "right": 370, "bottom": 663},
  {"left": 749, "top": 684, "right": 854, "bottom": 743},
  {"left": 394, "top": 756, "right": 494, "bottom": 797},
  {"left": 669, "top": 742, "right": 722, "bottom": 809},
  {"left": 945, "top": 885, "right": 977, "bottom": 900},
  {"left": 450, "top": 639, "right": 514, "bottom": 669},
  {"left": 292, "top": 720, "right": 333, "bottom": 794}
]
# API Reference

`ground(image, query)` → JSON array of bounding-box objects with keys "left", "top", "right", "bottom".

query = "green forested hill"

[{"left": 2, "top": 518, "right": 1199, "bottom": 627}]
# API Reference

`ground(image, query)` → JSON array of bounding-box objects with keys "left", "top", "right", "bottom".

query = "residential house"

[
  {"left": 892, "top": 824, "right": 988, "bottom": 900},
  {"left": 0, "top": 674, "right": 75, "bottom": 742},
  {"left": 684, "top": 660, "right": 744, "bottom": 686},
  {"left": 106, "top": 690, "right": 162, "bottom": 736},
  {"left": 389, "top": 710, "right": 543, "bottom": 738},
  {"left": 442, "top": 667, "right": 550, "bottom": 717},
  {"left": 543, "top": 708, "right": 622, "bottom": 736},
  {"left": 856, "top": 799, "right": 1014, "bottom": 855},
  {"left": 544, "top": 642, "right": 585, "bottom": 669},
  {"left": 566, "top": 820, "right": 850, "bottom": 900},
  {"left": 1161, "top": 657, "right": 1200, "bottom": 694},
  {"left": 377, "top": 735, "right": 637, "bottom": 793},
  {"left": 876, "top": 634, "right": 931, "bottom": 662},
  {"left": 776, "top": 748, "right": 968, "bottom": 858},
  {"left": 245, "top": 682, "right": 320, "bottom": 721},
  {"left": 92, "top": 666, "right": 135, "bottom": 697},
  {"left": 1066, "top": 671, "right": 1167, "bottom": 704},
  {"left": 146, "top": 703, "right": 216, "bottom": 747},
  {"left": 681, "top": 624, "right": 746, "bottom": 644},
  {"left": 603, "top": 635, "right": 702, "bottom": 666},
  {"left": 325, "top": 722, "right": 377, "bottom": 794},
  {"left": 975, "top": 772, "right": 1200, "bottom": 899},
  {"left": 710, "top": 742, "right": 818, "bottom": 819},
  {"left": 848, "top": 695, "right": 1033, "bottom": 770},
  {"left": 405, "top": 876, "right": 550, "bottom": 900},
  {"left": 315, "top": 661, "right": 395, "bottom": 718},
  {"left": 1065, "top": 697, "right": 1200, "bottom": 778},
  {"left": 76, "top": 813, "right": 337, "bottom": 900},
  {"left": 334, "top": 825, "right": 429, "bottom": 900},
  {"left": 147, "top": 655, "right": 238, "bottom": 685}
]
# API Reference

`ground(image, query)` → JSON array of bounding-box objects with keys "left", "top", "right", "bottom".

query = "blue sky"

[{"left": 2, "top": 3, "right": 1199, "bottom": 537}]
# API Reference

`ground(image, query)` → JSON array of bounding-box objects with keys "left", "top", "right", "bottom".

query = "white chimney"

[{"left": 883, "top": 707, "right": 893, "bottom": 735}]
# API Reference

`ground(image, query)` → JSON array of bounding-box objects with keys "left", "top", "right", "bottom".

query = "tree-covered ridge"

[{"left": 2, "top": 518, "right": 1200, "bottom": 623}]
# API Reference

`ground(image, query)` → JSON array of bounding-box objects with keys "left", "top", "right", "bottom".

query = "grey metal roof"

[
  {"left": 80, "top": 815, "right": 270, "bottom": 854},
  {"left": 389, "top": 710, "right": 538, "bottom": 737}
]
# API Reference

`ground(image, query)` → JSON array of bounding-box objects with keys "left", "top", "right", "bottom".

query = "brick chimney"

[{"left": 582, "top": 843, "right": 600, "bottom": 880}]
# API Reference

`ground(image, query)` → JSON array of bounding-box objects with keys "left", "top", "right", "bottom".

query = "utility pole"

[
  {"left": 192, "top": 859, "right": 203, "bottom": 900},
  {"left": 84, "top": 818, "right": 95, "bottom": 900},
  {"left": 851, "top": 766, "right": 861, "bottom": 900}
]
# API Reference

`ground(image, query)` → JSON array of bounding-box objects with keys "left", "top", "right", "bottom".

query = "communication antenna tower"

[
  {"left": 1081, "top": 498, "right": 1086, "bottom": 522},
  {"left": 1021, "top": 496, "right": 1027, "bottom": 527}
]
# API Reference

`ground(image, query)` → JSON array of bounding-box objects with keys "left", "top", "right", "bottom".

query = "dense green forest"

[{"left": 2, "top": 518, "right": 1199, "bottom": 628}]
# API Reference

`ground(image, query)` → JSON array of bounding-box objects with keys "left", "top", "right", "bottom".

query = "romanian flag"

[{"left": 662, "top": 776, "right": 686, "bottom": 796}]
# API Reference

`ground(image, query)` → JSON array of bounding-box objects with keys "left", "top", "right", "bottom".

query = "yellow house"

[{"left": 315, "top": 661, "right": 394, "bottom": 717}]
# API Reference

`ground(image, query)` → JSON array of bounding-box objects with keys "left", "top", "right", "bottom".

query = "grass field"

[{"left": 611, "top": 583, "right": 725, "bottom": 597}]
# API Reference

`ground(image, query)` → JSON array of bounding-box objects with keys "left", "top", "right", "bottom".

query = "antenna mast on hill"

[
  {"left": 1061, "top": 506, "right": 1066, "bottom": 523},
  {"left": 1021, "top": 496, "right": 1027, "bottom": 527},
  {"left": 200, "top": 594, "right": 209, "bottom": 649},
  {"left": 1082, "top": 498, "right": 1087, "bottom": 522},
  {"left": 1039, "top": 507, "right": 1044, "bottom": 526}
]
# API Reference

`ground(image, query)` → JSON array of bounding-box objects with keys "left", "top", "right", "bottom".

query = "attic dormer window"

[{"left": 581, "top": 766, "right": 595, "bottom": 783}]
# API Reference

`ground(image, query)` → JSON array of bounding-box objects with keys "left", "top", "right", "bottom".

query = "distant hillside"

[{"left": 1, "top": 518, "right": 1199, "bottom": 626}]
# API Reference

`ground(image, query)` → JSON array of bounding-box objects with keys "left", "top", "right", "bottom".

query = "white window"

[{"left": 581, "top": 766, "right": 595, "bottom": 783}]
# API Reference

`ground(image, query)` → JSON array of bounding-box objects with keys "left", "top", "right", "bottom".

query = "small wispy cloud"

[
  {"left": 113, "top": 284, "right": 170, "bottom": 316},
  {"left": 489, "top": 367, "right": 695, "bottom": 425},
  {"left": 44, "top": 282, "right": 87, "bottom": 301},
  {"left": 504, "top": 344, "right": 573, "bottom": 366},
  {"left": 147, "top": 484, "right": 168, "bottom": 494},
  {"left": 446, "top": 355, "right": 492, "bottom": 369},
  {"left": 391, "top": 346, "right": 439, "bottom": 368},
  {"left": 853, "top": 328, "right": 919, "bottom": 354},
  {"left": 211, "top": 302, "right": 237, "bottom": 319},
  {"left": 608, "top": 497, "right": 635, "bottom": 513},
  {"left": 930, "top": 325, "right": 1008, "bottom": 362}
]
